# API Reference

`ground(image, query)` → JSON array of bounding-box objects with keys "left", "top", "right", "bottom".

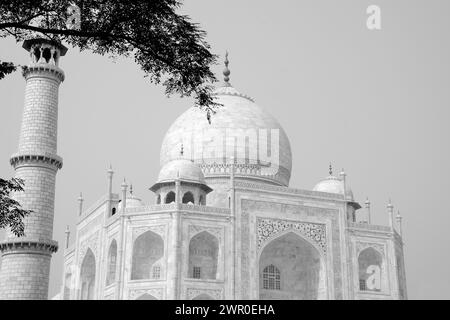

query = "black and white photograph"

[{"left": 0, "top": 0, "right": 449, "bottom": 309}]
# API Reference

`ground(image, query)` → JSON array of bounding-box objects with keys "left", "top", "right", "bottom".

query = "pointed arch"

[
  {"left": 259, "top": 231, "right": 324, "bottom": 300},
  {"left": 182, "top": 191, "right": 195, "bottom": 204},
  {"left": 136, "top": 293, "right": 158, "bottom": 300},
  {"left": 358, "top": 247, "right": 383, "bottom": 292},
  {"left": 131, "top": 231, "right": 164, "bottom": 280},
  {"left": 106, "top": 240, "right": 117, "bottom": 286},
  {"left": 165, "top": 191, "right": 175, "bottom": 204},
  {"left": 188, "top": 231, "right": 219, "bottom": 280},
  {"left": 80, "top": 248, "right": 96, "bottom": 300}
]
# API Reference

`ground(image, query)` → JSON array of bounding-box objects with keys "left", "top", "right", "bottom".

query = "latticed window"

[
  {"left": 263, "top": 265, "right": 281, "bottom": 290},
  {"left": 193, "top": 266, "right": 201, "bottom": 279},
  {"left": 152, "top": 265, "right": 161, "bottom": 279},
  {"left": 359, "top": 279, "right": 367, "bottom": 291}
]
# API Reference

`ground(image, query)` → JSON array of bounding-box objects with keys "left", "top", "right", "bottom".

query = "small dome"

[
  {"left": 313, "top": 175, "right": 354, "bottom": 201},
  {"left": 157, "top": 158, "right": 206, "bottom": 184},
  {"left": 118, "top": 194, "right": 143, "bottom": 210}
]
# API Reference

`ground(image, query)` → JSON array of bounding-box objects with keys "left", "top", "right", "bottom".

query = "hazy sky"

[{"left": 1, "top": 0, "right": 449, "bottom": 299}]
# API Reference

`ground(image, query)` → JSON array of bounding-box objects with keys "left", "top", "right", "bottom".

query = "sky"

[{"left": 1, "top": 0, "right": 449, "bottom": 299}]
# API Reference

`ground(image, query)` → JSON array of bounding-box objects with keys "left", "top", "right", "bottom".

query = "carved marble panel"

[{"left": 257, "top": 218, "right": 327, "bottom": 254}]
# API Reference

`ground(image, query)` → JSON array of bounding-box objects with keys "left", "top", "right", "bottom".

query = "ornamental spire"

[
  {"left": 329, "top": 163, "right": 333, "bottom": 176},
  {"left": 223, "top": 51, "right": 231, "bottom": 87}
]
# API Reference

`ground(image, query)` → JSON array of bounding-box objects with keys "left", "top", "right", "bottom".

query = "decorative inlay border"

[
  {"left": 132, "top": 225, "right": 166, "bottom": 240},
  {"left": 188, "top": 225, "right": 222, "bottom": 241},
  {"left": 356, "top": 241, "right": 385, "bottom": 256},
  {"left": 129, "top": 288, "right": 163, "bottom": 300},
  {"left": 257, "top": 218, "right": 327, "bottom": 254},
  {"left": 186, "top": 288, "right": 223, "bottom": 300},
  {"left": 79, "top": 230, "right": 99, "bottom": 261},
  {"left": 235, "top": 180, "right": 343, "bottom": 199}
]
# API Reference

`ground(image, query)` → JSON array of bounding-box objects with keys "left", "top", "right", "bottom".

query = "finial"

[
  {"left": 223, "top": 51, "right": 231, "bottom": 86},
  {"left": 64, "top": 225, "right": 70, "bottom": 249},
  {"left": 121, "top": 178, "right": 127, "bottom": 189},
  {"left": 365, "top": 197, "right": 370, "bottom": 206},
  {"left": 180, "top": 144, "right": 184, "bottom": 157},
  {"left": 329, "top": 163, "right": 333, "bottom": 176},
  {"left": 130, "top": 184, "right": 133, "bottom": 196},
  {"left": 108, "top": 164, "right": 113, "bottom": 173},
  {"left": 387, "top": 198, "right": 393, "bottom": 209}
]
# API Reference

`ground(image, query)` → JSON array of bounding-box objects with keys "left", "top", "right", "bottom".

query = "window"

[
  {"left": 106, "top": 240, "right": 117, "bottom": 286},
  {"left": 111, "top": 207, "right": 116, "bottom": 216},
  {"left": 262, "top": 265, "right": 281, "bottom": 290},
  {"left": 152, "top": 265, "right": 161, "bottom": 279},
  {"left": 182, "top": 191, "right": 195, "bottom": 204},
  {"left": 359, "top": 279, "right": 367, "bottom": 291},
  {"left": 165, "top": 191, "right": 175, "bottom": 204},
  {"left": 193, "top": 266, "right": 201, "bottom": 279}
]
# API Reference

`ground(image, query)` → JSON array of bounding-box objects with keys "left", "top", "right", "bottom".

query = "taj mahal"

[{"left": 0, "top": 39, "right": 407, "bottom": 300}]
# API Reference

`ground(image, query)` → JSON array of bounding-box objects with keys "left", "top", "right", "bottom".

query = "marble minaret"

[{"left": 0, "top": 39, "right": 67, "bottom": 299}]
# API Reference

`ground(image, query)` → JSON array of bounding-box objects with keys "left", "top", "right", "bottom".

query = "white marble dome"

[
  {"left": 313, "top": 175, "right": 354, "bottom": 201},
  {"left": 157, "top": 158, "right": 206, "bottom": 184},
  {"left": 160, "top": 84, "right": 292, "bottom": 186}
]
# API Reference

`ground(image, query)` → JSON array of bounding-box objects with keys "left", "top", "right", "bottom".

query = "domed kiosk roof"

[
  {"left": 159, "top": 54, "right": 292, "bottom": 186},
  {"left": 313, "top": 166, "right": 357, "bottom": 203},
  {"left": 158, "top": 158, "right": 206, "bottom": 184},
  {"left": 150, "top": 157, "right": 212, "bottom": 193}
]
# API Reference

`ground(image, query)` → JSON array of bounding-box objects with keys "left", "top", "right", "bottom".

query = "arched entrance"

[
  {"left": 131, "top": 231, "right": 164, "bottom": 280},
  {"left": 258, "top": 232, "right": 325, "bottom": 300},
  {"left": 80, "top": 249, "right": 96, "bottom": 300},
  {"left": 188, "top": 231, "right": 219, "bottom": 280}
]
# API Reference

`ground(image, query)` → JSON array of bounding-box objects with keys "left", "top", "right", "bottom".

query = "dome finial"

[
  {"left": 223, "top": 51, "right": 231, "bottom": 86},
  {"left": 329, "top": 163, "right": 333, "bottom": 176},
  {"left": 129, "top": 183, "right": 133, "bottom": 196},
  {"left": 180, "top": 143, "right": 184, "bottom": 157}
]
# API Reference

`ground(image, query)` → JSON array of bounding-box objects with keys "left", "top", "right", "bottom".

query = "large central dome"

[{"left": 160, "top": 56, "right": 292, "bottom": 186}]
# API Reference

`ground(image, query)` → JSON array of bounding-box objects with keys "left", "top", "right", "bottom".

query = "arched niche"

[
  {"left": 358, "top": 247, "right": 384, "bottom": 292},
  {"left": 188, "top": 231, "right": 219, "bottom": 280},
  {"left": 106, "top": 240, "right": 117, "bottom": 286},
  {"left": 193, "top": 294, "right": 214, "bottom": 300},
  {"left": 182, "top": 191, "right": 195, "bottom": 204},
  {"left": 137, "top": 293, "right": 158, "bottom": 300},
  {"left": 258, "top": 232, "right": 326, "bottom": 300},
  {"left": 80, "top": 248, "right": 96, "bottom": 300},
  {"left": 131, "top": 231, "right": 164, "bottom": 280},
  {"left": 165, "top": 191, "right": 175, "bottom": 204}
]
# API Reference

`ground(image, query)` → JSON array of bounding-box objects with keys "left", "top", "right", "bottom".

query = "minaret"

[{"left": 0, "top": 38, "right": 67, "bottom": 299}]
